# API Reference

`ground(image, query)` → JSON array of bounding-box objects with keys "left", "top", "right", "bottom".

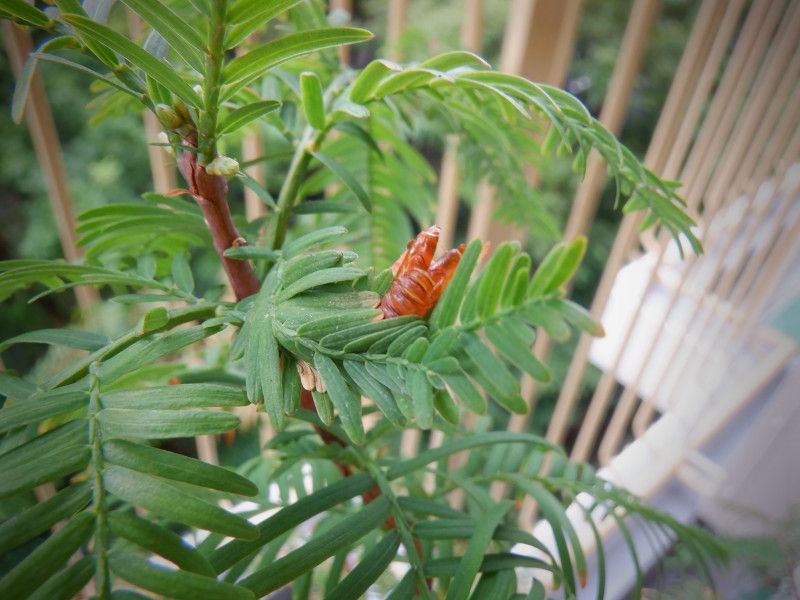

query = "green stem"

[
  {"left": 198, "top": 0, "right": 227, "bottom": 163},
  {"left": 266, "top": 126, "right": 330, "bottom": 251},
  {"left": 88, "top": 362, "right": 110, "bottom": 599}
]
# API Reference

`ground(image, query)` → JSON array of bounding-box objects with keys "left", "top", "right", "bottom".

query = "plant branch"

[
  {"left": 88, "top": 362, "right": 110, "bottom": 599},
  {"left": 179, "top": 133, "right": 260, "bottom": 300}
]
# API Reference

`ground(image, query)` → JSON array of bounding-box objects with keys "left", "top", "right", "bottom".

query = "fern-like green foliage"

[{"left": 0, "top": 0, "right": 722, "bottom": 598}]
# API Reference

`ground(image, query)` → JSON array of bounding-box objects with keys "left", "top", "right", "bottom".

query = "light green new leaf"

[
  {"left": 103, "top": 439, "right": 257, "bottom": 496},
  {"left": 171, "top": 252, "right": 194, "bottom": 294},
  {"left": 445, "top": 501, "right": 514, "bottom": 600},
  {"left": 475, "top": 242, "right": 517, "bottom": 319},
  {"left": 97, "top": 408, "right": 240, "bottom": 439},
  {"left": 485, "top": 322, "right": 552, "bottom": 383},
  {"left": 314, "top": 352, "right": 364, "bottom": 443},
  {"left": 419, "top": 50, "right": 490, "bottom": 71},
  {"left": 430, "top": 239, "right": 482, "bottom": 330},
  {"left": 528, "top": 236, "right": 586, "bottom": 297},
  {"left": 62, "top": 15, "right": 203, "bottom": 107},
  {"left": 311, "top": 151, "right": 371, "bottom": 212},
  {"left": 326, "top": 530, "right": 401, "bottom": 600},
  {"left": 104, "top": 466, "right": 258, "bottom": 539},
  {"left": 119, "top": 0, "right": 205, "bottom": 72},
  {"left": 300, "top": 71, "right": 326, "bottom": 129},
  {"left": 349, "top": 58, "right": 400, "bottom": 103},
  {"left": 108, "top": 511, "right": 216, "bottom": 576},
  {"left": 223, "top": 28, "right": 373, "bottom": 87},
  {"left": 109, "top": 553, "right": 254, "bottom": 600},
  {"left": 239, "top": 496, "right": 391, "bottom": 597},
  {"left": 219, "top": 100, "right": 281, "bottom": 135},
  {"left": 225, "top": 0, "right": 304, "bottom": 49},
  {"left": 549, "top": 299, "right": 605, "bottom": 337}
]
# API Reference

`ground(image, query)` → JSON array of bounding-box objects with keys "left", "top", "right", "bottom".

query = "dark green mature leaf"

[
  {"left": 219, "top": 100, "right": 281, "bottom": 135},
  {"left": 326, "top": 530, "right": 401, "bottom": 600},
  {"left": 424, "top": 553, "right": 552, "bottom": 577},
  {"left": 313, "top": 352, "right": 364, "bottom": 443},
  {"left": 0, "top": 445, "right": 89, "bottom": 498},
  {"left": 101, "top": 384, "right": 247, "bottom": 410},
  {"left": 0, "top": 390, "right": 87, "bottom": 433},
  {"left": 283, "top": 226, "right": 348, "bottom": 258},
  {"left": 274, "top": 267, "right": 365, "bottom": 302},
  {"left": 99, "top": 324, "right": 220, "bottom": 383},
  {"left": 441, "top": 370, "right": 486, "bottom": 414},
  {"left": 119, "top": 0, "right": 205, "bottom": 71},
  {"left": 311, "top": 152, "right": 371, "bottom": 212},
  {"left": 281, "top": 250, "right": 348, "bottom": 288},
  {"left": 0, "top": 482, "right": 92, "bottom": 555},
  {"left": 223, "top": 28, "right": 373, "bottom": 88},
  {"left": 445, "top": 501, "right": 514, "bottom": 600},
  {"left": 109, "top": 553, "right": 254, "bottom": 600},
  {"left": 104, "top": 466, "right": 258, "bottom": 539},
  {"left": 343, "top": 360, "right": 405, "bottom": 427},
  {"left": 62, "top": 15, "right": 203, "bottom": 107},
  {"left": 103, "top": 439, "right": 257, "bottom": 496},
  {"left": 261, "top": 315, "right": 285, "bottom": 430},
  {"left": 0, "top": 419, "right": 85, "bottom": 473},
  {"left": 28, "top": 555, "right": 93, "bottom": 600},
  {"left": 98, "top": 408, "right": 240, "bottom": 438},
  {"left": 0, "top": 511, "right": 94, "bottom": 599},
  {"left": 209, "top": 473, "right": 375, "bottom": 573},
  {"left": 108, "top": 511, "right": 215, "bottom": 576},
  {"left": 387, "top": 432, "right": 560, "bottom": 480},
  {"left": 239, "top": 496, "right": 391, "bottom": 597}
]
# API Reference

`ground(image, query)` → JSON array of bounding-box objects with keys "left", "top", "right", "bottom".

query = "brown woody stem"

[{"left": 178, "top": 136, "right": 260, "bottom": 300}]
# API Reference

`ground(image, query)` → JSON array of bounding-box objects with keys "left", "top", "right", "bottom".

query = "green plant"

[{"left": 0, "top": 1, "right": 722, "bottom": 598}]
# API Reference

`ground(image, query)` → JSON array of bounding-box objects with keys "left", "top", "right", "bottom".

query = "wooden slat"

[
  {"left": 386, "top": 0, "right": 409, "bottom": 61},
  {"left": 544, "top": 0, "right": 727, "bottom": 456},
  {"left": 508, "top": 0, "right": 663, "bottom": 438},
  {"left": 593, "top": 2, "right": 800, "bottom": 463}
]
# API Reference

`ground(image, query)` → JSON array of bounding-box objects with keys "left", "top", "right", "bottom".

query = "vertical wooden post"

[
  {"left": 2, "top": 22, "right": 98, "bottom": 309},
  {"left": 387, "top": 0, "right": 409, "bottom": 61},
  {"left": 470, "top": 0, "right": 585, "bottom": 245},
  {"left": 128, "top": 14, "right": 177, "bottom": 195}
]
